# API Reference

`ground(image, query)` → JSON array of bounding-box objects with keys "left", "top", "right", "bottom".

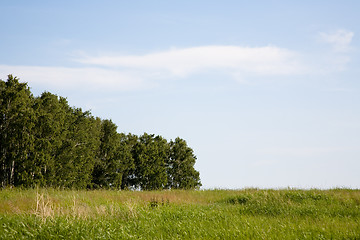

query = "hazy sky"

[{"left": 1, "top": 1, "right": 359, "bottom": 189}]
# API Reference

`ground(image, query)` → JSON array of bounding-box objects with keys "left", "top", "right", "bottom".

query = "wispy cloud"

[
  {"left": 319, "top": 29, "right": 354, "bottom": 52},
  {"left": 0, "top": 65, "right": 145, "bottom": 91},
  {"left": 76, "top": 45, "right": 306, "bottom": 77},
  {"left": 1, "top": 45, "right": 308, "bottom": 91},
  {"left": 1, "top": 36, "right": 354, "bottom": 92}
]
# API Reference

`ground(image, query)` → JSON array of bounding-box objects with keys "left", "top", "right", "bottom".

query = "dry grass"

[{"left": 34, "top": 192, "right": 55, "bottom": 220}]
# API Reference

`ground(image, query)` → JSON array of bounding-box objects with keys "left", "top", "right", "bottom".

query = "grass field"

[{"left": 0, "top": 188, "right": 359, "bottom": 239}]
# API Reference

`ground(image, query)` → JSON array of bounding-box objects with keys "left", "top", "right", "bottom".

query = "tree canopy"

[{"left": 0, "top": 75, "right": 201, "bottom": 190}]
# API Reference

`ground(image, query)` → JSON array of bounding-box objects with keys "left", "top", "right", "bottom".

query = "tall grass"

[{"left": 0, "top": 188, "right": 359, "bottom": 239}]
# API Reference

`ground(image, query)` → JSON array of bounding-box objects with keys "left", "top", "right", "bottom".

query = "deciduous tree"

[{"left": 167, "top": 137, "right": 201, "bottom": 189}]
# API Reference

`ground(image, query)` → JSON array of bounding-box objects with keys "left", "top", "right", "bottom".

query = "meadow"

[{"left": 0, "top": 188, "right": 359, "bottom": 239}]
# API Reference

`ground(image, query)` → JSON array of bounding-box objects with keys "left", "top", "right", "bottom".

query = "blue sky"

[{"left": 1, "top": 0, "right": 360, "bottom": 189}]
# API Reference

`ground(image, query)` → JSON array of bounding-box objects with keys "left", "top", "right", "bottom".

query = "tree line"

[{"left": 0, "top": 75, "right": 201, "bottom": 190}]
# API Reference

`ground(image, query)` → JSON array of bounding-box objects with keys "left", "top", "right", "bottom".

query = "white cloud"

[
  {"left": 319, "top": 29, "right": 354, "bottom": 52},
  {"left": 1, "top": 38, "right": 353, "bottom": 92},
  {"left": 76, "top": 45, "right": 306, "bottom": 77},
  {"left": 0, "top": 65, "right": 145, "bottom": 91},
  {"left": 1, "top": 45, "right": 308, "bottom": 91}
]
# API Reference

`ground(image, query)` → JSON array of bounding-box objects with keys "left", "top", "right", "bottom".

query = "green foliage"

[
  {"left": 92, "top": 120, "right": 133, "bottom": 189},
  {"left": 31, "top": 92, "right": 71, "bottom": 187},
  {"left": 131, "top": 133, "right": 169, "bottom": 190},
  {"left": 0, "top": 75, "right": 35, "bottom": 187},
  {"left": 56, "top": 109, "right": 101, "bottom": 188},
  {"left": 0, "top": 75, "right": 201, "bottom": 190},
  {"left": 167, "top": 137, "right": 201, "bottom": 189}
]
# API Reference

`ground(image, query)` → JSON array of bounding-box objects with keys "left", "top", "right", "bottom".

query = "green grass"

[{"left": 0, "top": 188, "right": 359, "bottom": 239}]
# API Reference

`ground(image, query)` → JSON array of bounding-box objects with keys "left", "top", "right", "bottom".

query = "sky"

[{"left": 1, "top": 0, "right": 360, "bottom": 189}]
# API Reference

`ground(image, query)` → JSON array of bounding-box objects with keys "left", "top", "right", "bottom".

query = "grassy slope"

[{"left": 0, "top": 188, "right": 359, "bottom": 239}]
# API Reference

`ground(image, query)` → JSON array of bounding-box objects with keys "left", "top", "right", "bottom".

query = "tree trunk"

[{"left": 10, "top": 159, "right": 15, "bottom": 186}]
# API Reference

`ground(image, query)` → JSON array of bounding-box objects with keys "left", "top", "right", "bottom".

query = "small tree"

[{"left": 167, "top": 137, "right": 201, "bottom": 189}]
